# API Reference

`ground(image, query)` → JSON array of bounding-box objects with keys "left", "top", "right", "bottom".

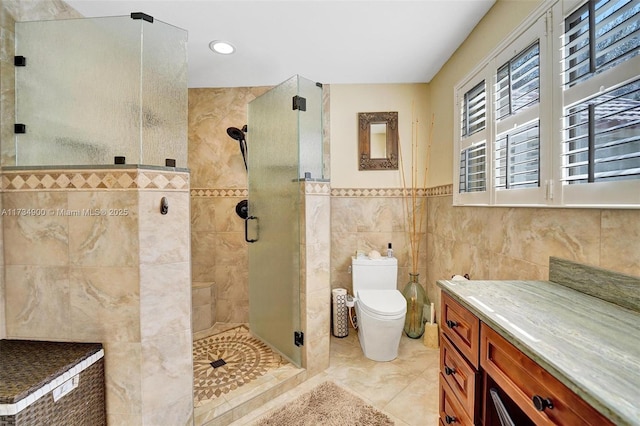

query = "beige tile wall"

[
  {"left": 425, "top": 192, "right": 640, "bottom": 315},
  {"left": 0, "top": 0, "right": 16, "bottom": 340},
  {"left": 301, "top": 181, "right": 331, "bottom": 376},
  {"left": 329, "top": 184, "right": 640, "bottom": 324},
  {"left": 330, "top": 188, "right": 428, "bottom": 294},
  {"left": 188, "top": 87, "right": 269, "bottom": 331},
  {"left": 0, "top": 0, "right": 83, "bottom": 342},
  {"left": 1, "top": 169, "right": 193, "bottom": 426}
]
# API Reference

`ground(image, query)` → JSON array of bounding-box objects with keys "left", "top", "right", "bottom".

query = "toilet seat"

[{"left": 357, "top": 290, "right": 406, "bottom": 317}]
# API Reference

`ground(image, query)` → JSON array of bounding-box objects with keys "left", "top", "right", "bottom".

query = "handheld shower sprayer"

[
  {"left": 227, "top": 125, "right": 249, "bottom": 220},
  {"left": 226, "top": 126, "right": 247, "bottom": 171}
]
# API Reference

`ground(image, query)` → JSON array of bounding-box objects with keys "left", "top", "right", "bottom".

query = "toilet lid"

[{"left": 357, "top": 290, "right": 406, "bottom": 317}]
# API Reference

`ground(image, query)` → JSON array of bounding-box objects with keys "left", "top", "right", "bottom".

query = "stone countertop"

[{"left": 437, "top": 279, "right": 640, "bottom": 426}]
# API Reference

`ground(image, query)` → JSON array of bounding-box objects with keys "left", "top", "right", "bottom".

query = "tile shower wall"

[
  {"left": 188, "top": 87, "right": 270, "bottom": 330},
  {"left": 189, "top": 88, "right": 332, "bottom": 376},
  {"left": 2, "top": 169, "right": 193, "bottom": 425},
  {"left": 301, "top": 181, "right": 331, "bottom": 376}
]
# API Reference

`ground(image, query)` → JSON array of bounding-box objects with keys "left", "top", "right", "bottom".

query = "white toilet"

[{"left": 352, "top": 256, "right": 406, "bottom": 361}]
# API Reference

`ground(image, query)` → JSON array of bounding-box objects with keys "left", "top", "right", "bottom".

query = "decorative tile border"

[
  {"left": 191, "top": 188, "right": 248, "bottom": 197},
  {"left": 304, "top": 181, "right": 331, "bottom": 195},
  {"left": 1, "top": 169, "right": 189, "bottom": 191},
  {"left": 190, "top": 184, "right": 453, "bottom": 198},
  {"left": 331, "top": 184, "right": 452, "bottom": 198},
  {"left": 426, "top": 184, "right": 454, "bottom": 197}
]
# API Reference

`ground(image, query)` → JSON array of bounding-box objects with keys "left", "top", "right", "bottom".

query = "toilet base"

[{"left": 355, "top": 303, "right": 405, "bottom": 362}]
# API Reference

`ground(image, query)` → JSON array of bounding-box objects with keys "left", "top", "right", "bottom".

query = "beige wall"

[
  {"left": 330, "top": 0, "right": 639, "bottom": 314},
  {"left": 424, "top": 0, "right": 640, "bottom": 312},
  {"left": 328, "top": 83, "right": 432, "bottom": 295},
  {"left": 330, "top": 83, "right": 431, "bottom": 188},
  {"left": 428, "top": 0, "right": 541, "bottom": 186}
]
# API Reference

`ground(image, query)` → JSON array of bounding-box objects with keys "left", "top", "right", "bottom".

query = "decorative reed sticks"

[{"left": 398, "top": 106, "right": 434, "bottom": 274}]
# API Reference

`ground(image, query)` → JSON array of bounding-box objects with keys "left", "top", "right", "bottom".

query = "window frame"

[
  {"left": 453, "top": 68, "right": 490, "bottom": 206},
  {"left": 453, "top": 0, "right": 640, "bottom": 208},
  {"left": 557, "top": 0, "right": 640, "bottom": 207},
  {"left": 493, "top": 15, "right": 550, "bottom": 206}
]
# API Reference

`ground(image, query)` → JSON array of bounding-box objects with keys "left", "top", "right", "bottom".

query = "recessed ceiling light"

[{"left": 209, "top": 40, "right": 235, "bottom": 55}]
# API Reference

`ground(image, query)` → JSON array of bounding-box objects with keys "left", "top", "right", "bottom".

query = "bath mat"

[
  {"left": 255, "top": 381, "right": 394, "bottom": 426},
  {"left": 192, "top": 325, "right": 287, "bottom": 405}
]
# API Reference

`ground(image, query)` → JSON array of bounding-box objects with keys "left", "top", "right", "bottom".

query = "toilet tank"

[{"left": 351, "top": 256, "right": 398, "bottom": 293}]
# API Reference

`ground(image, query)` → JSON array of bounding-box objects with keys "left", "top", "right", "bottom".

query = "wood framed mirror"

[{"left": 358, "top": 111, "right": 398, "bottom": 170}]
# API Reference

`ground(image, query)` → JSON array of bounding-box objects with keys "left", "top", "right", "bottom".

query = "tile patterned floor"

[
  {"left": 230, "top": 330, "right": 441, "bottom": 426},
  {"left": 193, "top": 323, "right": 304, "bottom": 426},
  {"left": 193, "top": 325, "right": 289, "bottom": 406}
]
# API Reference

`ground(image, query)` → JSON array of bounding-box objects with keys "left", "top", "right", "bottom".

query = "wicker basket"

[{"left": 0, "top": 340, "right": 106, "bottom": 426}]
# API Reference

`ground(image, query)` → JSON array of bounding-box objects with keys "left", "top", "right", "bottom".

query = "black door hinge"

[
  {"left": 294, "top": 331, "right": 304, "bottom": 347},
  {"left": 14, "top": 56, "right": 26, "bottom": 67},
  {"left": 14, "top": 124, "right": 26, "bottom": 134},
  {"left": 292, "top": 95, "right": 306, "bottom": 111},
  {"left": 131, "top": 12, "right": 154, "bottom": 23}
]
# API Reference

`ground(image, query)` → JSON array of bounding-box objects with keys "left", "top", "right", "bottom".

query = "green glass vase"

[{"left": 402, "top": 273, "right": 428, "bottom": 338}]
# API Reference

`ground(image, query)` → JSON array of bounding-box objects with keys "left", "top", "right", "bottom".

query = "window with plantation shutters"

[
  {"left": 563, "top": 79, "right": 640, "bottom": 184},
  {"left": 563, "top": 0, "right": 639, "bottom": 88},
  {"left": 495, "top": 121, "right": 540, "bottom": 190},
  {"left": 455, "top": 75, "right": 489, "bottom": 203},
  {"left": 460, "top": 143, "right": 487, "bottom": 193},
  {"left": 496, "top": 42, "right": 540, "bottom": 119},
  {"left": 462, "top": 81, "right": 486, "bottom": 137},
  {"left": 562, "top": 0, "right": 640, "bottom": 196},
  {"left": 454, "top": 0, "right": 639, "bottom": 208},
  {"left": 494, "top": 41, "right": 541, "bottom": 192}
]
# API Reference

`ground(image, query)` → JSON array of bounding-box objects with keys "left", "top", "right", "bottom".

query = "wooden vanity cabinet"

[
  {"left": 439, "top": 291, "right": 614, "bottom": 426},
  {"left": 441, "top": 293, "right": 479, "bottom": 368},
  {"left": 481, "top": 323, "right": 614, "bottom": 426},
  {"left": 439, "top": 293, "right": 481, "bottom": 425}
]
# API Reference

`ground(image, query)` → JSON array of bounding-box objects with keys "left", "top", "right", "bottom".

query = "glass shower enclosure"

[
  {"left": 247, "top": 75, "right": 323, "bottom": 366},
  {"left": 12, "top": 15, "right": 187, "bottom": 167}
]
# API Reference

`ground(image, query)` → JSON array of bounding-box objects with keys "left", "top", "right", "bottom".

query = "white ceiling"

[{"left": 66, "top": 0, "right": 496, "bottom": 88}]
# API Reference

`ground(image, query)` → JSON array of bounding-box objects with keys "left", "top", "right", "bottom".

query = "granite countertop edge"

[{"left": 437, "top": 279, "right": 639, "bottom": 426}]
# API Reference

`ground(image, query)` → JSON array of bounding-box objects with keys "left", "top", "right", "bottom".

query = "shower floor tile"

[{"left": 193, "top": 325, "right": 289, "bottom": 407}]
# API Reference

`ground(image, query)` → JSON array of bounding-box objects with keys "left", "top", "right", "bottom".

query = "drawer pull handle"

[
  {"left": 444, "top": 365, "right": 456, "bottom": 376},
  {"left": 445, "top": 414, "right": 457, "bottom": 424},
  {"left": 446, "top": 320, "right": 458, "bottom": 328},
  {"left": 532, "top": 395, "right": 554, "bottom": 411}
]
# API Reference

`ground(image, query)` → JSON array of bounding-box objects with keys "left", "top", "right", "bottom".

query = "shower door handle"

[{"left": 245, "top": 216, "right": 258, "bottom": 243}]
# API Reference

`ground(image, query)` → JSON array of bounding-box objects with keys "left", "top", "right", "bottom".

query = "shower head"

[
  {"left": 226, "top": 127, "right": 245, "bottom": 142},
  {"left": 227, "top": 126, "right": 248, "bottom": 171}
]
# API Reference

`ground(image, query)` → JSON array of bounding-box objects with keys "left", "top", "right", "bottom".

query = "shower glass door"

[{"left": 247, "top": 75, "right": 322, "bottom": 366}]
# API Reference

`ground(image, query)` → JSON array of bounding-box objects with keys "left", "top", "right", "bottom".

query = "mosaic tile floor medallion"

[{"left": 193, "top": 325, "right": 287, "bottom": 405}]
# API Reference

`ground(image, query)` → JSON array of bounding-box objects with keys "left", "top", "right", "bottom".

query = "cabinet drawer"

[
  {"left": 480, "top": 323, "right": 614, "bottom": 426},
  {"left": 441, "top": 292, "right": 480, "bottom": 368},
  {"left": 440, "top": 335, "right": 480, "bottom": 422},
  {"left": 439, "top": 374, "right": 473, "bottom": 426}
]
